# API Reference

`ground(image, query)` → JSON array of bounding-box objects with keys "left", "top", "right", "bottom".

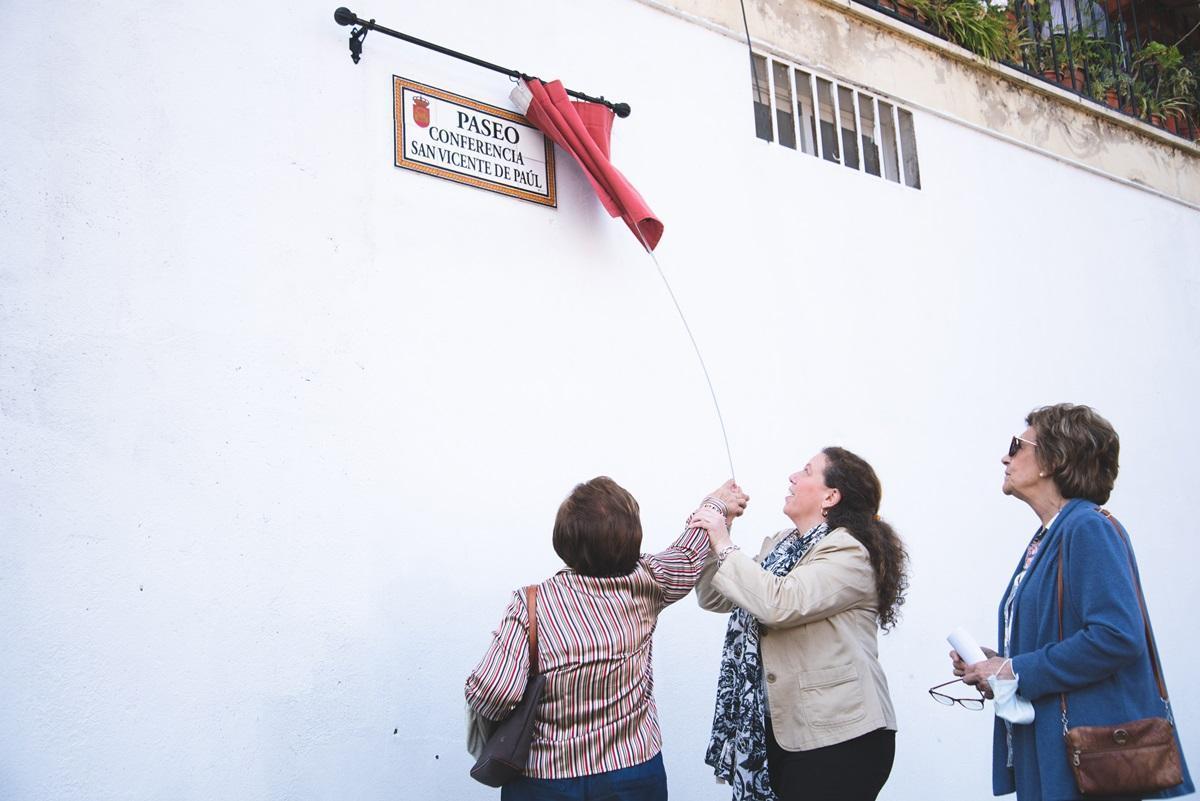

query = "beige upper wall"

[{"left": 641, "top": 0, "right": 1200, "bottom": 207}]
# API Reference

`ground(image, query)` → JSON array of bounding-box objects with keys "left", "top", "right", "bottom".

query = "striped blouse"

[{"left": 464, "top": 526, "right": 710, "bottom": 778}]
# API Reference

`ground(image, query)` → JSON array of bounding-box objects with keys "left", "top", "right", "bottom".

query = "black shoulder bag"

[{"left": 470, "top": 585, "right": 547, "bottom": 787}]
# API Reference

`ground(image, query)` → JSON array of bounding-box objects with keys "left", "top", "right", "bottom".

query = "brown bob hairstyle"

[
  {"left": 1026, "top": 403, "right": 1120, "bottom": 504},
  {"left": 553, "top": 476, "right": 643, "bottom": 577}
]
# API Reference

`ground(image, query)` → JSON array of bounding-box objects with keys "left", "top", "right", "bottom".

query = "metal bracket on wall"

[{"left": 332, "top": 7, "right": 631, "bottom": 117}]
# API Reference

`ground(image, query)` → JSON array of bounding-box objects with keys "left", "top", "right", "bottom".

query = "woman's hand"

[
  {"left": 704, "top": 479, "right": 750, "bottom": 524},
  {"left": 950, "top": 646, "right": 999, "bottom": 676},
  {"left": 689, "top": 506, "right": 732, "bottom": 552},
  {"left": 954, "top": 648, "right": 1007, "bottom": 698}
]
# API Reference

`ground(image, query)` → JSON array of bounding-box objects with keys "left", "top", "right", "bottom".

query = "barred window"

[{"left": 751, "top": 53, "right": 921, "bottom": 190}]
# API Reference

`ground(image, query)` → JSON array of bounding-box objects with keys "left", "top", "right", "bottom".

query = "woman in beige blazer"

[{"left": 689, "top": 447, "right": 908, "bottom": 801}]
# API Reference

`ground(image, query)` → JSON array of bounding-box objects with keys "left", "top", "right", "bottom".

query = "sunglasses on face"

[{"left": 1008, "top": 435, "right": 1038, "bottom": 458}]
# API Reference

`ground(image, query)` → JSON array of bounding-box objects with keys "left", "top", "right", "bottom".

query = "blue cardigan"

[{"left": 993, "top": 498, "right": 1194, "bottom": 800}]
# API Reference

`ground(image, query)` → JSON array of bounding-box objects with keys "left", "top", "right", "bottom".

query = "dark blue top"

[{"left": 993, "top": 498, "right": 1194, "bottom": 800}]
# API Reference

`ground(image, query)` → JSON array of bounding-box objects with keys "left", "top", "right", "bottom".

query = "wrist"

[
  {"left": 716, "top": 543, "right": 740, "bottom": 565},
  {"left": 711, "top": 533, "right": 734, "bottom": 551}
]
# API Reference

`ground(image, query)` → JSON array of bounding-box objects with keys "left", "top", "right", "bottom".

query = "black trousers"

[{"left": 766, "top": 723, "right": 896, "bottom": 801}]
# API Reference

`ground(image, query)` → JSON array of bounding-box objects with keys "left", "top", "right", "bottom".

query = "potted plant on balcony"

[
  {"left": 910, "top": 0, "right": 1019, "bottom": 61},
  {"left": 1164, "top": 62, "right": 1196, "bottom": 136},
  {"left": 1089, "top": 77, "right": 1114, "bottom": 107},
  {"left": 1039, "top": 28, "right": 1112, "bottom": 92},
  {"left": 1131, "top": 41, "right": 1196, "bottom": 132},
  {"left": 883, "top": 0, "right": 931, "bottom": 27},
  {"left": 1036, "top": 41, "right": 1083, "bottom": 89},
  {"left": 1162, "top": 91, "right": 1196, "bottom": 136},
  {"left": 1139, "top": 93, "right": 1168, "bottom": 127},
  {"left": 1191, "top": 52, "right": 1200, "bottom": 140},
  {"left": 1089, "top": 68, "right": 1128, "bottom": 110},
  {"left": 1014, "top": 1, "right": 1083, "bottom": 90},
  {"left": 1133, "top": 86, "right": 1192, "bottom": 130}
]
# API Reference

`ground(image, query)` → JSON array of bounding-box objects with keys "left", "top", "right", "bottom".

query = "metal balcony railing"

[{"left": 859, "top": 0, "right": 1200, "bottom": 142}]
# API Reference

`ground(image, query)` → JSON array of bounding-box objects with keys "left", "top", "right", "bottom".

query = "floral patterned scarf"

[{"left": 704, "top": 523, "right": 830, "bottom": 801}]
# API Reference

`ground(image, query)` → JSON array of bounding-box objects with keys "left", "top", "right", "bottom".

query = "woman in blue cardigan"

[{"left": 951, "top": 403, "right": 1192, "bottom": 801}]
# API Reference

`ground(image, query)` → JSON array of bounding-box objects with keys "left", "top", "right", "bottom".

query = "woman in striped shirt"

[{"left": 465, "top": 475, "right": 748, "bottom": 800}]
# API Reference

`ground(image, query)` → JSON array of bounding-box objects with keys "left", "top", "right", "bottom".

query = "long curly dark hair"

[{"left": 821, "top": 447, "right": 909, "bottom": 632}]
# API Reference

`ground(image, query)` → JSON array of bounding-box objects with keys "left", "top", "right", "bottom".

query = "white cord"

[{"left": 632, "top": 224, "right": 736, "bottom": 481}]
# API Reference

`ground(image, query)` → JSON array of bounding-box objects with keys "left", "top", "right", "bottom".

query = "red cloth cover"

[{"left": 522, "top": 79, "right": 663, "bottom": 251}]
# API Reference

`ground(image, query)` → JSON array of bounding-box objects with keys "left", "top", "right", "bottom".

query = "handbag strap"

[
  {"left": 1056, "top": 509, "right": 1171, "bottom": 732},
  {"left": 525, "top": 585, "right": 540, "bottom": 678},
  {"left": 1101, "top": 511, "right": 1169, "bottom": 701}
]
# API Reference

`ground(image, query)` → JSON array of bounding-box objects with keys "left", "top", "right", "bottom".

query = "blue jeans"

[{"left": 500, "top": 753, "right": 667, "bottom": 801}]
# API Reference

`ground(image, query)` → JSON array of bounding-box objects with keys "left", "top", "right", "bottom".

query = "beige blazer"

[{"left": 696, "top": 527, "right": 897, "bottom": 751}]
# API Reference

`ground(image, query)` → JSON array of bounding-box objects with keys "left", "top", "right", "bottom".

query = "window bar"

[
  {"left": 873, "top": 94, "right": 883, "bottom": 178},
  {"left": 751, "top": 54, "right": 773, "bottom": 141},
  {"left": 830, "top": 80, "right": 844, "bottom": 165},
  {"left": 872, "top": 96, "right": 884, "bottom": 174},
  {"left": 765, "top": 56, "right": 781, "bottom": 145},
  {"left": 810, "top": 71, "right": 825, "bottom": 161},
  {"left": 851, "top": 90, "right": 866, "bottom": 173},
  {"left": 787, "top": 65, "right": 803, "bottom": 155},
  {"left": 898, "top": 109, "right": 920, "bottom": 188},
  {"left": 892, "top": 102, "right": 907, "bottom": 187}
]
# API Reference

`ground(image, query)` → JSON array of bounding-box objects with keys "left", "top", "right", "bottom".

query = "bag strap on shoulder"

[
  {"left": 1097, "top": 510, "right": 1168, "bottom": 702},
  {"left": 525, "top": 585, "right": 540, "bottom": 678},
  {"left": 1057, "top": 508, "right": 1171, "bottom": 732}
]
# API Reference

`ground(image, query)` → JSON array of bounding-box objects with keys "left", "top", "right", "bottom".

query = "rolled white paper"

[{"left": 947, "top": 626, "right": 988, "bottom": 665}]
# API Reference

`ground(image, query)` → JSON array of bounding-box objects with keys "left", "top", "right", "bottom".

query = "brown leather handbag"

[
  {"left": 1056, "top": 510, "right": 1183, "bottom": 797},
  {"left": 470, "top": 585, "right": 547, "bottom": 787}
]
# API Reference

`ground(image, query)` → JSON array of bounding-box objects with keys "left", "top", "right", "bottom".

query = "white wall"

[{"left": 2, "top": 2, "right": 1198, "bottom": 800}]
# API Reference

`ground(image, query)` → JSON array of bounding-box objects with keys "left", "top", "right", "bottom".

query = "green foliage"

[
  {"left": 1023, "top": 26, "right": 1113, "bottom": 75},
  {"left": 1189, "top": 53, "right": 1200, "bottom": 110},
  {"left": 895, "top": 0, "right": 1198, "bottom": 134},
  {"left": 1131, "top": 41, "right": 1196, "bottom": 118},
  {"left": 910, "top": 0, "right": 1020, "bottom": 61}
]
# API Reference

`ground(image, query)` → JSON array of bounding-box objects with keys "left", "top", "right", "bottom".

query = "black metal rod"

[
  {"left": 1128, "top": 0, "right": 1147, "bottom": 118},
  {"left": 1072, "top": 0, "right": 1089, "bottom": 91},
  {"left": 333, "top": 7, "right": 631, "bottom": 118},
  {"left": 1055, "top": 0, "right": 1078, "bottom": 91},
  {"left": 1023, "top": 0, "right": 1042, "bottom": 76}
]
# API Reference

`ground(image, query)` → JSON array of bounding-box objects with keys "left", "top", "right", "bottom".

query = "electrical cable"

[{"left": 738, "top": 0, "right": 759, "bottom": 93}]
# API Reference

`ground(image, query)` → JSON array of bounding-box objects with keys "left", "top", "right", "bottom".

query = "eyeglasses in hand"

[{"left": 928, "top": 679, "right": 986, "bottom": 710}]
